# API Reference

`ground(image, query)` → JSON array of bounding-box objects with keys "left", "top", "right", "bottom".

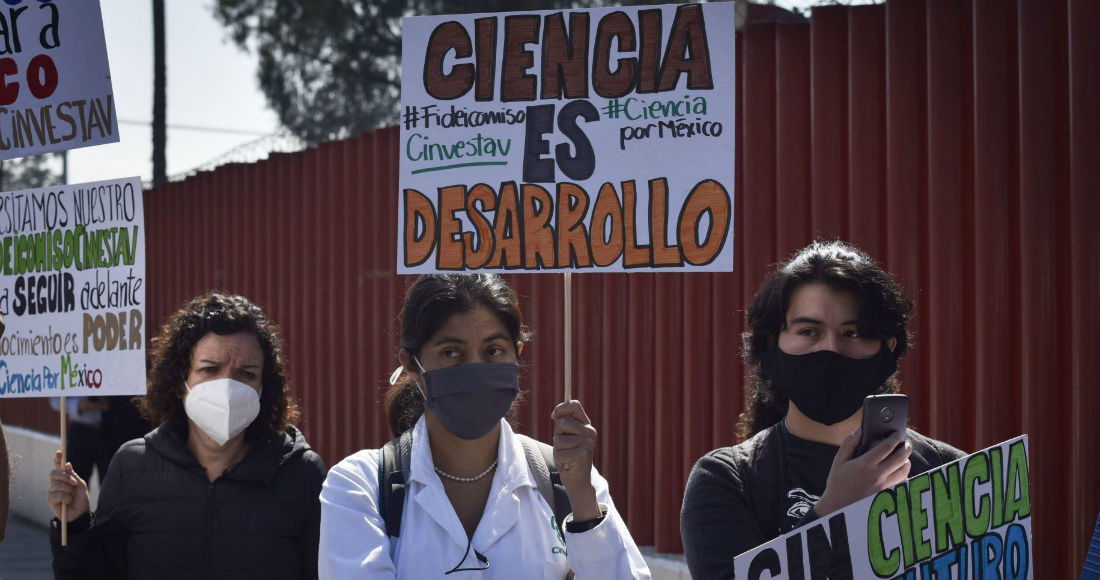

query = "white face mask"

[{"left": 184, "top": 378, "right": 261, "bottom": 446}]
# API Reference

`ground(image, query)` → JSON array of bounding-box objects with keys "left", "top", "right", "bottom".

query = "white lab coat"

[{"left": 319, "top": 417, "right": 651, "bottom": 580}]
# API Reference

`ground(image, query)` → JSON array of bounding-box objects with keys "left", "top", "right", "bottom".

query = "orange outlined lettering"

[
  {"left": 521, "top": 184, "right": 556, "bottom": 269},
  {"left": 590, "top": 183, "right": 625, "bottom": 267},
  {"left": 403, "top": 188, "right": 436, "bottom": 267},
  {"left": 557, "top": 183, "right": 592, "bottom": 267},
  {"left": 679, "top": 179, "right": 730, "bottom": 265},
  {"left": 437, "top": 185, "right": 466, "bottom": 270},
  {"left": 402, "top": 178, "right": 730, "bottom": 271},
  {"left": 649, "top": 177, "right": 682, "bottom": 266},
  {"left": 465, "top": 184, "right": 497, "bottom": 268}
]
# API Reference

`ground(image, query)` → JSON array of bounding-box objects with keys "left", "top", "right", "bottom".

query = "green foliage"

[
  {"left": 213, "top": 0, "right": 669, "bottom": 144},
  {"left": 0, "top": 154, "right": 63, "bottom": 191}
]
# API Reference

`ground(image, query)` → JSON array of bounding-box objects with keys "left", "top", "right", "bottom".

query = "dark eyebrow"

[
  {"left": 429, "top": 333, "right": 512, "bottom": 346},
  {"left": 198, "top": 359, "right": 262, "bottom": 369},
  {"left": 787, "top": 317, "right": 860, "bottom": 326},
  {"left": 429, "top": 335, "right": 467, "bottom": 346}
]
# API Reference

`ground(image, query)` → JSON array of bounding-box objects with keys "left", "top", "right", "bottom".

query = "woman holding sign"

[
  {"left": 319, "top": 274, "right": 649, "bottom": 579},
  {"left": 680, "top": 241, "right": 965, "bottom": 579},
  {"left": 47, "top": 292, "right": 325, "bottom": 579}
]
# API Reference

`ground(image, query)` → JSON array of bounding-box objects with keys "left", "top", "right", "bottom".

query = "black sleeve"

[
  {"left": 906, "top": 429, "right": 968, "bottom": 475},
  {"left": 934, "top": 438, "right": 967, "bottom": 464},
  {"left": 300, "top": 450, "right": 327, "bottom": 580},
  {"left": 50, "top": 449, "right": 129, "bottom": 579},
  {"left": 681, "top": 451, "right": 767, "bottom": 580},
  {"left": 52, "top": 513, "right": 108, "bottom": 578},
  {"left": 796, "top": 506, "right": 821, "bottom": 528}
]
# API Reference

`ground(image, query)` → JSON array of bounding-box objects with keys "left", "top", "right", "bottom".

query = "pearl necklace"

[{"left": 435, "top": 460, "right": 498, "bottom": 483}]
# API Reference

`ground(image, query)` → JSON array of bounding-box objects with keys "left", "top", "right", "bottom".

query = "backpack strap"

[
  {"left": 379, "top": 431, "right": 572, "bottom": 537},
  {"left": 377, "top": 429, "right": 413, "bottom": 537},
  {"left": 518, "top": 434, "right": 572, "bottom": 533}
]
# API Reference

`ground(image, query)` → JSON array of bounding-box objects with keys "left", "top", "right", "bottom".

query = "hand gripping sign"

[
  {"left": 0, "top": 176, "right": 145, "bottom": 545},
  {"left": 734, "top": 436, "right": 1033, "bottom": 580}
]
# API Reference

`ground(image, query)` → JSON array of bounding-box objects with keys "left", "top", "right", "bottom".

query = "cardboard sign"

[
  {"left": 734, "top": 436, "right": 1033, "bottom": 580},
  {"left": 398, "top": 2, "right": 736, "bottom": 273},
  {"left": 0, "top": 177, "right": 145, "bottom": 398},
  {"left": 0, "top": 0, "right": 118, "bottom": 160}
]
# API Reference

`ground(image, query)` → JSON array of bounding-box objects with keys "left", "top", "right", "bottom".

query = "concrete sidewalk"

[{"left": 0, "top": 516, "right": 52, "bottom": 580}]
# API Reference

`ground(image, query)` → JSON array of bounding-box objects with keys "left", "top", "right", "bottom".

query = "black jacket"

[
  {"left": 680, "top": 422, "right": 965, "bottom": 580},
  {"left": 51, "top": 424, "right": 326, "bottom": 579}
]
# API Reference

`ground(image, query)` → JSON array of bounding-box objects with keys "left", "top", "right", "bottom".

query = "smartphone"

[{"left": 855, "top": 394, "right": 908, "bottom": 457}]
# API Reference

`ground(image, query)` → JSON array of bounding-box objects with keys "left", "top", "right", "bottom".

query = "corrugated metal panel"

[
  {"left": 885, "top": 0, "right": 930, "bottom": 432},
  {"left": 1, "top": 1, "right": 1096, "bottom": 575},
  {"left": 1018, "top": 0, "right": 1072, "bottom": 570},
  {"left": 1069, "top": 0, "right": 1100, "bottom": 567}
]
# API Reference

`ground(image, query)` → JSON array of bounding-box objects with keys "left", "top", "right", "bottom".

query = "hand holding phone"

[
  {"left": 815, "top": 396, "right": 912, "bottom": 516},
  {"left": 855, "top": 394, "right": 908, "bottom": 457}
]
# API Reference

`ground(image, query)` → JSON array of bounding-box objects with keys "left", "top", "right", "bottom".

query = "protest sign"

[
  {"left": 0, "top": 0, "right": 118, "bottom": 160},
  {"left": 0, "top": 176, "right": 145, "bottom": 398},
  {"left": 398, "top": 2, "right": 736, "bottom": 273},
  {"left": 734, "top": 436, "right": 1032, "bottom": 580}
]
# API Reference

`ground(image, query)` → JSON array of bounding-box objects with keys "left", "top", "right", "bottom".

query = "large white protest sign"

[
  {"left": 0, "top": 177, "right": 145, "bottom": 398},
  {"left": 0, "top": 0, "right": 119, "bottom": 160},
  {"left": 734, "top": 436, "right": 1033, "bottom": 580},
  {"left": 398, "top": 2, "right": 736, "bottom": 273}
]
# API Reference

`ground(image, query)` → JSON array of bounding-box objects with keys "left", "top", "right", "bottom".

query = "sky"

[
  {"left": 65, "top": 0, "right": 847, "bottom": 186},
  {"left": 66, "top": 0, "right": 282, "bottom": 185}
]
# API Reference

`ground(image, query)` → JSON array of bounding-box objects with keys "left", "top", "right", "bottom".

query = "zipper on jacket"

[{"left": 204, "top": 480, "right": 215, "bottom": 579}]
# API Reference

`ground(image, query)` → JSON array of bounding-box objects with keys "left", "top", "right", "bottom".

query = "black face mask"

[
  {"left": 762, "top": 342, "right": 897, "bottom": 425},
  {"left": 416, "top": 359, "right": 520, "bottom": 440}
]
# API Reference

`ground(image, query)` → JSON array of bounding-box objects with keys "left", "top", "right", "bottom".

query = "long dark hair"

[
  {"left": 141, "top": 292, "right": 299, "bottom": 442},
  {"left": 735, "top": 241, "right": 913, "bottom": 441},
  {"left": 384, "top": 274, "right": 531, "bottom": 437}
]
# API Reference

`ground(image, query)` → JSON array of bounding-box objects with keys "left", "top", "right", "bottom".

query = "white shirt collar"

[{"left": 408, "top": 415, "right": 536, "bottom": 494}]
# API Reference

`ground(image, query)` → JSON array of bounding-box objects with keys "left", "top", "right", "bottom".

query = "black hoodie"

[
  {"left": 680, "top": 423, "right": 965, "bottom": 580},
  {"left": 52, "top": 424, "right": 326, "bottom": 579}
]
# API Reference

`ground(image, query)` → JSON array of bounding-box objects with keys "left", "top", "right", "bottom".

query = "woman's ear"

[
  {"left": 179, "top": 369, "right": 191, "bottom": 399},
  {"left": 398, "top": 348, "right": 416, "bottom": 374},
  {"left": 516, "top": 341, "right": 524, "bottom": 357}
]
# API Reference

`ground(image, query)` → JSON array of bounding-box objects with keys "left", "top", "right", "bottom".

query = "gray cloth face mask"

[{"left": 415, "top": 358, "right": 519, "bottom": 440}]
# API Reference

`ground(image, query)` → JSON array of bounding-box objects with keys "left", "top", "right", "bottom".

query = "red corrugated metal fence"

[{"left": 2, "top": 1, "right": 1096, "bottom": 576}]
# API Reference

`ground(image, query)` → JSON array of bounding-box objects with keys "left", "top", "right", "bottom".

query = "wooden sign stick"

[
  {"left": 59, "top": 395, "right": 67, "bottom": 546},
  {"left": 563, "top": 272, "right": 573, "bottom": 402}
]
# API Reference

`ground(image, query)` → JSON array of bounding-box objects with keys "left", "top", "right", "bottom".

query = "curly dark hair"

[
  {"left": 735, "top": 240, "right": 913, "bottom": 442},
  {"left": 384, "top": 274, "right": 532, "bottom": 438},
  {"left": 140, "top": 292, "right": 299, "bottom": 442}
]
